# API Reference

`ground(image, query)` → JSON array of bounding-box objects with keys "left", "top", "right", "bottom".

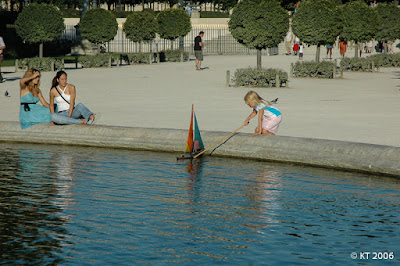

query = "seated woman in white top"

[{"left": 50, "top": 70, "right": 96, "bottom": 125}]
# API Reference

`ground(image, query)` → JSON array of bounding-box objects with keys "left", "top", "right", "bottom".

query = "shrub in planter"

[
  {"left": 369, "top": 53, "right": 400, "bottom": 68},
  {"left": 233, "top": 67, "right": 288, "bottom": 87},
  {"left": 293, "top": 61, "right": 336, "bottom": 78},
  {"left": 159, "top": 49, "right": 189, "bottom": 62},
  {"left": 78, "top": 54, "right": 113, "bottom": 68},
  {"left": 121, "top": 53, "right": 152, "bottom": 64},
  {"left": 340, "top": 57, "right": 372, "bottom": 72},
  {"left": 18, "top": 57, "right": 63, "bottom": 71}
]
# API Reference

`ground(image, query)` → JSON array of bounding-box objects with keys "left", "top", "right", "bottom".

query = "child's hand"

[{"left": 244, "top": 120, "right": 249, "bottom": 126}]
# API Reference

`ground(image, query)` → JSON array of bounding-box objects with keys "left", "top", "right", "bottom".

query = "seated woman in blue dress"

[
  {"left": 19, "top": 69, "right": 52, "bottom": 129},
  {"left": 50, "top": 70, "right": 96, "bottom": 125}
]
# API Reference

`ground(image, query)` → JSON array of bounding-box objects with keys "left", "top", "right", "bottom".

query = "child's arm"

[{"left": 244, "top": 109, "right": 257, "bottom": 126}]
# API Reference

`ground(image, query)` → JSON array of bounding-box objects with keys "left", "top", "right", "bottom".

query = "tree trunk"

[
  {"left": 171, "top": 40, "right": 174, "bottom": 50},
  {"left": 139, "top": 42, "right": 142, "bottom": 53},
  {"left": 355, "top": 41, "right": 359, "bottom": 58},
  {"left": 315, "top": 44, "right": 320, "bottom": 63},
  {"left": 257, "top": 49, "right": 262, "bottom": 70},
  {"left": 39, "top": 42, "right": 43, "bottom": 58}
]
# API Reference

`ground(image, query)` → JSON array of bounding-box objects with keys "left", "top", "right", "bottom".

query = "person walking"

[
  {"left": 0, "top": 35, "right": 6, "bottom": 83},
  {"left": 284, "top": 30, "right": 293, "bottom": 55},
  {"left": 339, "top": 40, "right": 347, "bottom": 58},
  {"left": 194, "top": 31, "right": 205, "bottom": 70}
]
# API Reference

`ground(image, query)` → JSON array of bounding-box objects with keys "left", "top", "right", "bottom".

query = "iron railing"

[{"left": 62, "top": 25, "right": 279, "bottom": 55}]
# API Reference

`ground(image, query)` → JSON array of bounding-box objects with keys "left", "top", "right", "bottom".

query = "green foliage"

[
  {"left": 374, "top": 3, "right": 400, "bottom": 42},
  {"left": 112, "top": 10, "right": 135, "bottom": 18},
  {"left": 15, "top": 3, "right": 65, "bottom": 44},
  {"left": 122, "top": 53, "right": 152, "bottom": 64},
  {"left": 292, "top": 0, "right": 341, "bottom": 46},
  {"left": 229, "top": 0, "right": 289, "bottom": 50},
  {"left": 340, "top": 53, "right": 400, "bottom": 71},
  {"left": 339, "top": 57, "right": 372, "bottom": 72},
  {"left": 156, "top": 9, "right": 191, "bottom": 41},
  {"left": 233, "top": 67, "right": 288, "bottom": 87},
  {"left": 293, "top": 61, "right": 336, "bottom": 78},
  {"left": 124, "top": 11, "right": 158, "bottom": 43},
  {"left": 369, "top": 53, "right": 400, "bottom": 67},
  {"left": 59, "top": 8, "right": 81, "bottom": 18},
  {"left": 159, "top": 49, "right": 189, "bottom": 62},
  {"left": 200, "top": 11, "right": 230, "bottom": 18},
  {"left": 80, "top": 8, "right": 118, "bottom": 44},
  {"left": 18, "top": 57, "right": 63, "bottom": 72},
  {"left": 340, "top": 1, "right": 378, "bottom": 43},
  {"left": 78, "top": 54, "right": 113, "bottom": 68}
]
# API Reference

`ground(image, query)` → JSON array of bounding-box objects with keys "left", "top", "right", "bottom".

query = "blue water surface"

[{"left": 0, "top": 143, "right": 399, "bottom": 265}]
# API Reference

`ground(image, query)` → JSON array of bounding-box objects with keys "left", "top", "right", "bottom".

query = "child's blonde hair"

[
  {"left": 23, "top": 68, "right": 41, "bottom": 95},
  {"left": 244, "top": 91, "right": 271, "bottom": 106}
]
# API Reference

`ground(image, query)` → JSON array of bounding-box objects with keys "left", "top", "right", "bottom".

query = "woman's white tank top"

[{"left": 54, "top": 85, "right": 71, "bottom": 112}]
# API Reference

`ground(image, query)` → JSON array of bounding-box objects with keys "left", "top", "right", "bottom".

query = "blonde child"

[{"left": 244, "top": 91, "right": 282, "bottom": 135}]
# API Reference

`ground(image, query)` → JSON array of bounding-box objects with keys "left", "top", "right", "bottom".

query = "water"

[{"left": 0, "top": 143, "right": 399, "bottom": 264}]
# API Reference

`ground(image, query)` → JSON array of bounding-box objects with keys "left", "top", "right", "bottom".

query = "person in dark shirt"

[{"left": 194, "top": 31, "right": 205, "bottom": 70}]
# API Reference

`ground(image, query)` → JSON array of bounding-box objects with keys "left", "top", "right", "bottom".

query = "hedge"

[
  {"left": 78, "top": 54, "right": 113, "bottom": 68},
  {"left": 293, "top": 61, "right": 336, "bottom": 78},
  {"left": 159, "top": 49, "right": 189, "bottom": 62},
  {"left": 18, "top": 57, "right": 63, "bottom": 71},
  {"left": 340, "top": 53, "right": 400, "bottom": 72},
  {"left": 121, "top": 53, "right": 152, "bottom": 64},
  {"left": 233, "top": 67, "right": 288, "bottom": 87},
  {"left": 339, "top": 57, "right": 372, "bottom": 72}
]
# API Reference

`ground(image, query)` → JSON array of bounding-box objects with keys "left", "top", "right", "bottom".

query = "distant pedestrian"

[
  {"left": 194, "top": 31, "right": 205, "bottom": 70},
  {"left": 298, "top": 43, "right": 304, "bottom": 60},
  {"left": 366, "top": 40, "right": 373, "bottom": 53},
  {"left": 284, "top": 30, "right": 293, "bottom": 55},
  {"left": 0, "top": 35, "right": 5, "bottom": 83},
  {"left": 185, "top": 5, "right": 191, "bottom": 16},
  {"left": 339, "top": 40, "right": 347, "bottom": 58},
  {"left": 152, "top": 38, "right": 158, "bottom": 63},
  {"left": 293, "top": 36, "right": 299, "bottom": 55},
  {"left": 326, "top": 42, "right": 334, "bottom": 59}
]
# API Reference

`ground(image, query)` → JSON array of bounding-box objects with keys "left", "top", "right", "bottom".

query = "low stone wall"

[{"left": 0, "top": 121, "right": 399, "bottom": 177}]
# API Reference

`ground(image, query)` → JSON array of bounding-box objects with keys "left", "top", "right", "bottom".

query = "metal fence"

[{"left": 62, "top": 25, "right": 279, "bottom": 55}]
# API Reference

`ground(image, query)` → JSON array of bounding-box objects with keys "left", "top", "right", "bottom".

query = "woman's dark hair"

[{"left": 51, "top": 70, "right": 67, "bottom": 89}]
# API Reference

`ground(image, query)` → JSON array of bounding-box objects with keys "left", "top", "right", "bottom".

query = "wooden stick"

[{"left": 193, "top": 125, "right": 246, "bottom": 159}]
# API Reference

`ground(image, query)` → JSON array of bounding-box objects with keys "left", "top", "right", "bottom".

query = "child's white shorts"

[{"left": 262, "top": 115, "right": 282, "bottom": 134}]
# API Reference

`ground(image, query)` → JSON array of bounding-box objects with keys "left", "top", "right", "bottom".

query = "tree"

[
  {"left": 340, "top": 1, "right": 378, "bottom": 58},
  {"left": 15, "top": 3, "right": 65, "bottom": 58},
  {"left": 291, "top": 0, "right": 341, "bottom": 62},
  {"left": 229, "top": 0, "right": 288, "bottom": 70},
  {"left": 157, "top": 8, "right": 191, "bottom": 50},
  {"left": 79, "top": 8, "right": 118, "bottom": 53},
  {"left": 374, "top": 3, "right": 400, "bottom": 53},
  {"left": 123, "top": 10, "right": 157, "bottom": 53}
]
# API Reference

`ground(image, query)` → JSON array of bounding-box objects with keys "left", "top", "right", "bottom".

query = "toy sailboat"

[{"left": 177, "top": 105, "right": 204, "bottom": 160}]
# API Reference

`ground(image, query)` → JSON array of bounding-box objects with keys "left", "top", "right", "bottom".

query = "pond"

[{"left": 0, "top": 143, "right": 399, "bottom": 264}]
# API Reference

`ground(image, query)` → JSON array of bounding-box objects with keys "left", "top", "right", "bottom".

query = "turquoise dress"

[{"left": 19, "top": 93, "right": 52, "bottom": 129}]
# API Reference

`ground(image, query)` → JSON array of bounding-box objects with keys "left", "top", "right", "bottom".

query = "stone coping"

[{"left": 0, "top": 121, "right": 399, "bottom": 178}]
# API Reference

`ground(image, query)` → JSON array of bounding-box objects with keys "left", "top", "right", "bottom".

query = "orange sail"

[{"left": 184, "top": 105, "right": 194, "bottom": 153}]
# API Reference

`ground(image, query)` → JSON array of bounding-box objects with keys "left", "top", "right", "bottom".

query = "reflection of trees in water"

[{"left": 0, "top": 146, "right": 74, "bottom": 264}]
